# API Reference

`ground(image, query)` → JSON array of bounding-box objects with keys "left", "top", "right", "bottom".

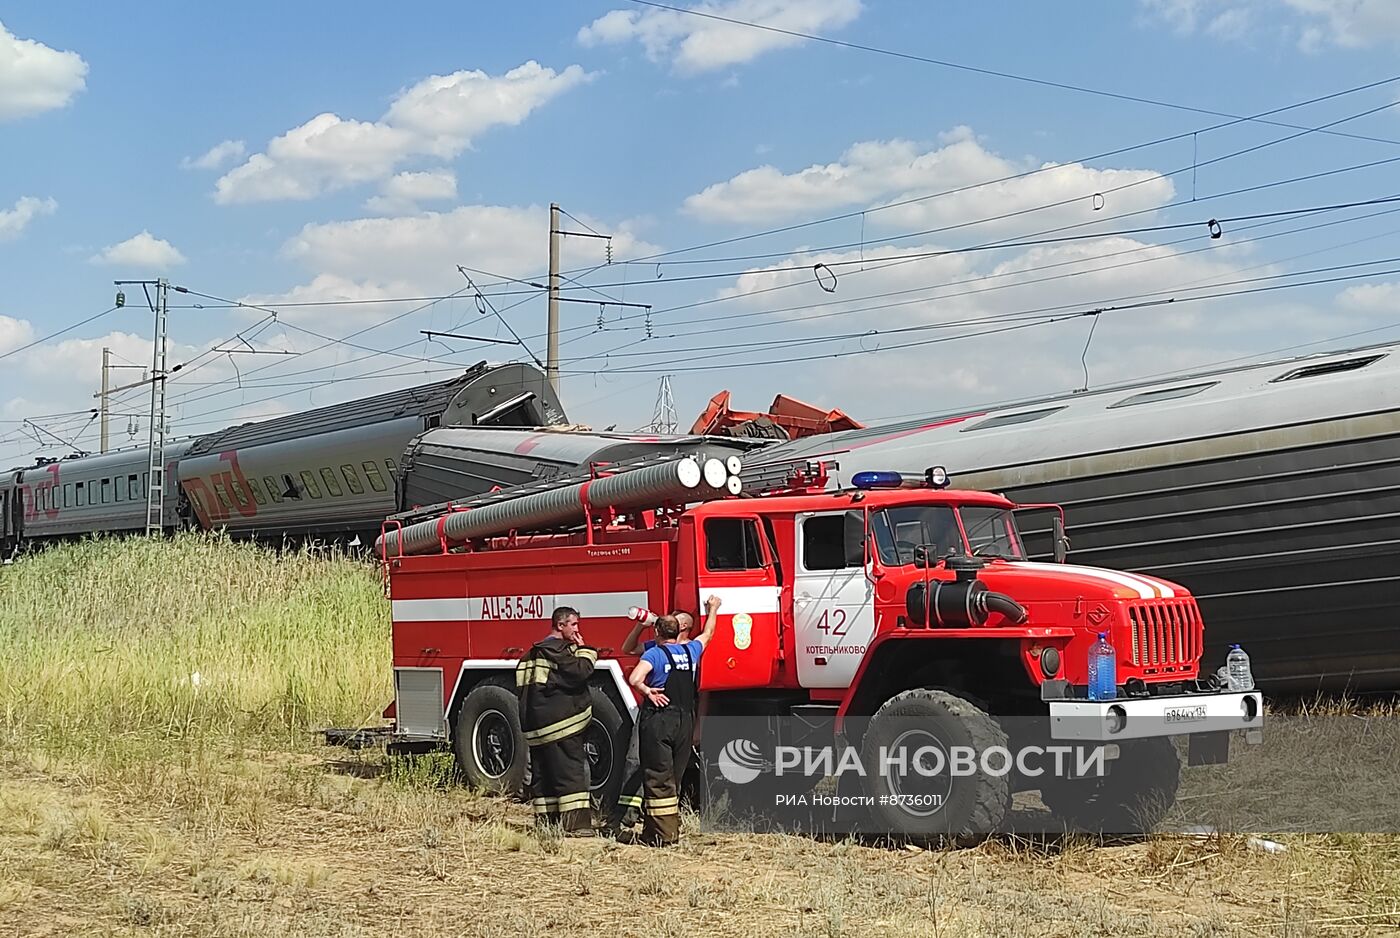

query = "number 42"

[{"left": 816, "top": 608, "right": 848, "bottom": 637}]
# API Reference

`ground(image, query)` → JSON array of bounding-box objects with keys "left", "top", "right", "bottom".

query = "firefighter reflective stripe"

[
  {"left": 556, "top": 791, "right": 591, "bottom": 813},
  {"left": 644, "top": 795, "right": 680, "bottom": 817},
  {"left": 533, "top": 792, "right": 590, "bottom": 814},
  {"left": 523, "top": 706, "right": 593, "bottom": 746},
  {"left": 575, "top": 646, "right": 598, "bottom": 663},
  {"left": 515, "top": 658, "right": 553, "bottom": 686},
  {"left": 617, "top": 794, "right": 642, "bottom": 810}
]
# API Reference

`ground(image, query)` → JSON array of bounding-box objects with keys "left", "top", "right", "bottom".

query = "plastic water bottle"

[
  {"left": 1087, "top": 632, "right": 1117, "bottom": 701},
  {"left": 1225, "top": 644, "right": 1254, "bottom": 691},
  {"left": 627, "top": 606, "right": 658, "bottom": 626}
]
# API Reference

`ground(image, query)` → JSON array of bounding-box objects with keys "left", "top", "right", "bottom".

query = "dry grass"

[{"left": 1, "top": 537, "right": 1398, "bottom": 937}]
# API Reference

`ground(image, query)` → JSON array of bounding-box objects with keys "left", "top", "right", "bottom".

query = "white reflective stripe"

[
  {"left": 1121, "top": 572, "right": 1175, "bottom": 599},
  {"left": 392, "top": 598, "right": 472, "bottom": 621},
  {"left": 698, "top": 585, "right": 780, "bottom": 614},
  {"left": 1008, "top": 562, "right": 1156, "bottom": 599},
  {"left": 555, "top": 591, "right": 650, "bottom": 618}
]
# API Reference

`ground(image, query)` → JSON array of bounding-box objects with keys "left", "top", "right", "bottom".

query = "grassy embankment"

[{"left": 1, "top": 536, "right": 1398, "bottom": 937}]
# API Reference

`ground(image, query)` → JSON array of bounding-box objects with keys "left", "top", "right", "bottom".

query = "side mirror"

[
  {"left": 913, "top": 545, "right": 929, "bottom": 568},
  {"left": 1052, "top": 515, "right": 1070, "bottom": 563}
]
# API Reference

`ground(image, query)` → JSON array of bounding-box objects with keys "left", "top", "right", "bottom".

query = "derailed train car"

[
  {"left": 1, "top": 362, "right": 566, "bottom": 551},
  {"left": 759, "top": 343, "right": 1400, "bottom": 692}
]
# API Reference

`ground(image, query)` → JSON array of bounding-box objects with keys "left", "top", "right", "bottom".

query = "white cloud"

[
  {"left": 1336, "top": 281, "right": 1400, "bottom": 312},
  {"left": 684, "top": 129, "right": 1174, "bottom": 233},
  {"left": 214, "top": 62, "right": 590, "bottom": 204},
  {"left": 578, "top": 0, "right": 862, "bottom": 73},
  {"left": 1139, "top": 0, "right": 1400, "bottom": 47},
  {"left": 251, "top": 205, "right": 660, "bottom": 329},
  {"left": 0, "top": 314, "right": 34, "bottom": 355},
  {"left": 0, "top": 20, "right": 87, "bottom": 121},
  {"left": 89, "top": 231, "right": 187, "bottom": 269},
  {"left": 364, "top": 169, "right": 458, "bottom": 215},
  {"left": 0, "top": 195, "right": 57, "bottom": 240},
  {"left": 182, "top": 139, "right": 246, "bottom": 171}
]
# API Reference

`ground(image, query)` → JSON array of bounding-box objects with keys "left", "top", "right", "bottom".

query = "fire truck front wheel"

[
  {"left": 859, "top": 688, "right": 1011, "bottom": 844},
  {"left": 454, "top": 680, "right": 528, "bottom": 797}
]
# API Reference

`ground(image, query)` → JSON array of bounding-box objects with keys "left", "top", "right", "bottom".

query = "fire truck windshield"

[
  {"left": 872, "top": 505, "right": 1026, "bottom": 564},
  {"left": 959, "top": 506, "right": 1026, "bottom": 559}
]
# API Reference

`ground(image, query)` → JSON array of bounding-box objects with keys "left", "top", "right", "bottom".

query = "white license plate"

[{"left": 1164, "top": 704, "right": 1209, "bottom": 725}]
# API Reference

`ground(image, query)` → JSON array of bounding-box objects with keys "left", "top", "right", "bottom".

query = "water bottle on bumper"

[
  {"left": 1087, "top": 632, "right": 1117, "bottom": 701},
  {"left": 1225, "top": 643, "right": 1254, "bottom": 691}
]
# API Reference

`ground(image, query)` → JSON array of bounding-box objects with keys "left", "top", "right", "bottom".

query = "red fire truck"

[{"left": 375, "top": 455, "right": 1263, "bottom": 837}]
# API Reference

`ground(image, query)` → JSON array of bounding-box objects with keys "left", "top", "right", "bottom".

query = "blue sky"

[{"left": 4, "top": 0, "right": 1400, "bottom": 465}]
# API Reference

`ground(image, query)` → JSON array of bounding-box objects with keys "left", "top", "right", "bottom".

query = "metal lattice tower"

[
  {"left": 144, "top": 279, "right": 169, "bottom": 534},
  {"left": 645, "top": 375, "right": 678, "bottom": 434}
]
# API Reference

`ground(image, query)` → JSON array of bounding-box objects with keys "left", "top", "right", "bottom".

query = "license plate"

[{"left": 1164, "top": 704, "right": 1208, "bottom": 725}]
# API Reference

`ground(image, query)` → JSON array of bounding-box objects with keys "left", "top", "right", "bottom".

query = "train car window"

[
  {"left": 75, "top": 482, "right": 86, "bottom": 507},
  {"left": 299, "top": 470, "right": 323, "bottom": 499},
  {"left": 211, "top": 479, "right": 234, "bottom": 510},
  {"left": 361, "top": 461, "right": 388, "bottom": 492},
  {"left": 1271, "top": 354, "right": 1386, "bottom": 382},
  {"left": 1109, "top": 382, "right": 1217, "bottom": 408},
  {"left": 261, "top": 476, "right": 284, "bottom": 503},
  {"left": 246, "top": 477, "right": 268, "bottom": 506},
  {"left": 385, "top": 458, "right": 398, "bottom": 483},
  {"left": 318, "top": 467, "right": 344, "bottom": 497},
  {"left": 704, "top": 518, "right": 765, "bottom": 571},
  {"left": 101, "top": 478, "right": 112, "bottom": 504},
  {"left": 962, "top": 407, "right": 1066, "bottom": 432},
  {"left": 339, "top": 465, "right": 365, "bottom": 495},
  {"left": 63, "top": 483, "right": 72, "bottom": 508},
  {"left": 143, "top": 472, "right": 149, "bottom": 499},
  {"left": 115, "top": 478, "right": 124, "bottom": 502}
]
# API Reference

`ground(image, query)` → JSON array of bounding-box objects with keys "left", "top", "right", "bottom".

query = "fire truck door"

[
  {"left": 793, "top": 511, "right": 876, "bottom": 689},
  {"left": 695, "top": 514, "right": 780, "bottom": 689}
]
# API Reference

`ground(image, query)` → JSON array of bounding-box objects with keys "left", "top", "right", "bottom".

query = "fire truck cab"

[{"left": 382, "top": 461, "right": 1263, "bottom": 838}]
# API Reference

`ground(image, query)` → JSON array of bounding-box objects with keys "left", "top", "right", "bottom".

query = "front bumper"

[{"left": 1048, "top": 690, "right": 1264, "bottom": 742}]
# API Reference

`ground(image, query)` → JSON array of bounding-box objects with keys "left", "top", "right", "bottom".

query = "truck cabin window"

[
  {"left": 802, "top": 514, "right": 853, "bottom": 570},
  {"left": 704, "top": 517, "right": 765, "bottom": 571},
  {"left": 872, "top": 506, "right": 960, "bottom": 564},
  {"left": 958, "top": 506, "right": 1026, "bottom": 559}
]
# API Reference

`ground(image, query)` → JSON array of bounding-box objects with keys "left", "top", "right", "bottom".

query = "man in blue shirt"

[
  {"left": 627, "top": 595, "right": 721, "bottom": 845},
  {"left": 610, "top": 608, "right": 696, "bottom": 831}
]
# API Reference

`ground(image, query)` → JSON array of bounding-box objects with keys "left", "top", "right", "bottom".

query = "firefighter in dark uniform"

[
  {"left": 611, "top": 610, "right": 698, "bottom": 831},
  {"left": 627, "top": 595, "right": 721, "bottom": 845},
  {"left": 516, "top": 605, "right": 597, "bottom": 831}
]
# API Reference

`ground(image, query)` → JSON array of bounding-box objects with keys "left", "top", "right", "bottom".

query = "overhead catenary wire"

[
  {"left": 626, "top": 0, "right": 1400, "bottom": 148},
  {"left": 556, "top": 262, "right": 1400, "bottom": 375},
  {"left": 467, "top": 70, "right": 1400, "bottom": 287}
]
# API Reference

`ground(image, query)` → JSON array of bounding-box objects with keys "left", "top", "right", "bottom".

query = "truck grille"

[
  {"left": 394, "top": 668, "right": 446, "bottom": 738},
  {"left": 1126, "top": 600, "right": 1202, "bottom": 671}
]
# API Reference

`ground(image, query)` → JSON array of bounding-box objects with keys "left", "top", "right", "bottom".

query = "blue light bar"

[{"left": 852, "top": 470, "right": 906, "bottom": 490}]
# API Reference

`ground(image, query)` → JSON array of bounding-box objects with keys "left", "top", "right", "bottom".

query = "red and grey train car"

[{"left": 1, "top": 362, "right": 566, "bottom": 552}]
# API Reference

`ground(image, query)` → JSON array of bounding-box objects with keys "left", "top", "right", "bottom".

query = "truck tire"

[
  {"left": 585, "top": 686, "right": 627, "bottom": 814},
  {"left": 1039, "top": 737, "right": 1181, "bottom": 834},
  {"left": 859, "top": 688, "right": 1010, "bottom": 844},
  {"left": 453, "top": 679, "right": 527, "bottom": 797}
]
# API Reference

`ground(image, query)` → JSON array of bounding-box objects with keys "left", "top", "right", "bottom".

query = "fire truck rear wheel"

[
  {"left": 1038, "top": 737, "right": 1181, "bottom": 834},
  {"left": 584, "top": 686, "right": 626, "bottom": 814},
  {"left": 453, "top": 680, "right": 528, "bottom": 797},
  {"left": 859, "top": 688, "right": 1010, "bottom": 844}
]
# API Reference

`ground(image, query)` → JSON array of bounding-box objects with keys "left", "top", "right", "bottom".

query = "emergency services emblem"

[{"left": 733, "top": 613, "right": 753, "bottom": 650}]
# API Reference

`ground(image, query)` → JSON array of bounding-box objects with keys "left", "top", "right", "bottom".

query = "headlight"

[{"left": 1105, "top": 705, "right": 1127, "bottom": 734}]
